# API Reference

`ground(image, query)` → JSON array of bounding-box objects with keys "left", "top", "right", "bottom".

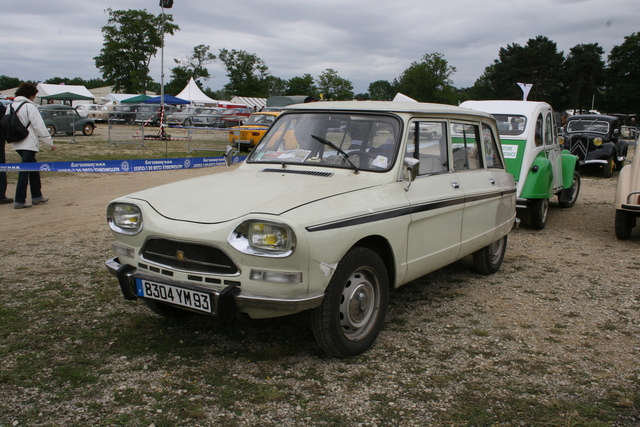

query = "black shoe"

[{"left": 0, "top": 197, "right": 14, "bottom": 204}]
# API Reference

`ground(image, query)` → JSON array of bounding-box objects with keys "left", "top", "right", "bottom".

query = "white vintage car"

[
  {"left": 105, "top": 101, "right": 517, "bottom": 357},
  {"left": 614, "top": 147, "right": 640, "bottom": 239}
]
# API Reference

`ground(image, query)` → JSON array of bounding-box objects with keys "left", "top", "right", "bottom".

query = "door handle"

[
  {"left": 451, "top": 182, "right": 460, "bottom": 190},
  {"left": 489, "top": 178, "right": 496, "bottom": 185}
]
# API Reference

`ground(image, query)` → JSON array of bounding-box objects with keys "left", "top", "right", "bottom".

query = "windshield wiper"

[{"left": 311, "top": 134, "right": 359, "bottom": 173}]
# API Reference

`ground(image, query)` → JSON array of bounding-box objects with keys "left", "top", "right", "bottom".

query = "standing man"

[
  {"left": 9, "top": 82, "right": 56, "bottom": 209},
  {"left": 0, "top": 102, "right": 13, "bottom": 204}
]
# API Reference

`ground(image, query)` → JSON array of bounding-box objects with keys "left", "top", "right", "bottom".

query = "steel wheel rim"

[
  {"left": 339, "top": 267, "right": 380, "bottom": 341},
  {"left": 488, "top": 237, "right": 505, "bottom": 263},
  {"left": 541, "top": 198, "right": 549, "bottom": 223}
]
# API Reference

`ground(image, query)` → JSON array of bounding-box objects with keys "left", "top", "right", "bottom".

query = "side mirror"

[
  {"left": 224, "top": 145, "right": 234, "bottom": 170},
  {"left": 403, "top": 157, "right": 420, "bottom": 191}
]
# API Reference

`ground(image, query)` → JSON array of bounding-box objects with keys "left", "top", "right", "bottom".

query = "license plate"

[{"left": 136, "top": 279, "right": 212, "bottom": 314}]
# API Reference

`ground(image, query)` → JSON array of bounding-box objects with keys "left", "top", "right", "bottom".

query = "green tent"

[
  {"left": 121, "top": 94, "right": 152, "bottom": 104},
  {"left": 40, "top": 92, "right": 94, "bottom": 102}
]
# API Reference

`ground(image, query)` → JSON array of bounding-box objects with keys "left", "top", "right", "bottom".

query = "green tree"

[
  {"left": 265, "top": 76, "right": 288, "bottom": 97},
  {"left": 606, "top": 32, "right": 640, "bottom": 116},
  {"left": 94, "top": 8, "right": 179, "bottom": 94},
  {"left": 563, "top": 43, "right": 605, "bottom": 112},
  {"left": 44, "top": 77, "right": 110, "bottom": 89},
  {"left": 285, "top": 74, "right": 317, "bottom": 96},
  {"left": 218, "top": 48, "right": 270, "bottom": 97},
  {"left": 474, "top": 36, "right": 564, "bottom": 105},
  {"left": 0, "top": 75, "right": 25, "bottom": 91},
  {"left": 316, "top": 69, "right": 354, "bottom": 101},
  {"left": 368, "top": 80, "right": 396, "bottom": 101},
  {"left": 165, "top": 44, "right": 216, "bottom": 95},
  {"left": 394, "top": 53, "right": 457, "bottom": 104}
]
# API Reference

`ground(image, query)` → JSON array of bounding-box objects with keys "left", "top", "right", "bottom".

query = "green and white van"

[{"left": 461, "top": 101, "right": 580, "bottom": 230}]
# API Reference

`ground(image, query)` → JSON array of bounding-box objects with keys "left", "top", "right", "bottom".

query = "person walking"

[
  {"left": 9, "top": 82, "right": 56, "bottom": 209},
  {"left": 0, "top": 102, "right": 14, "bottom": 204}
]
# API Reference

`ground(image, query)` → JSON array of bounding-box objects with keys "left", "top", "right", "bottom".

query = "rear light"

[{"left": 252, "top": 132, "right": 260, "bottom": 136}]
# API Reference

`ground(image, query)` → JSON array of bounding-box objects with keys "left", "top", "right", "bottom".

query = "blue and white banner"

[{"left": 0, "top": 155, "right": 247, "bottom": 173}]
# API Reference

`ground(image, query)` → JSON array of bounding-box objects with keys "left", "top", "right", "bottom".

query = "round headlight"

[
  {"left": 107, "top": 203, "right": 143, "bottom": 235},
  {"left": 593, "top": 137, "right": 603, "bottom": 146},
  {"left": 228, "top": 220, "right": 296, "bottom": 257}
]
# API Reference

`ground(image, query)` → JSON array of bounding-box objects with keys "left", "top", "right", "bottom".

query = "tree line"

[{"left": 2, "top": 8, "right": 639, "bottom": 117}]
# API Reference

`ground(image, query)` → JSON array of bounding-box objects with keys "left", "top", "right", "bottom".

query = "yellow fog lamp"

[{"left": 593, "top": 137, "right": 603, "bottom": 146}]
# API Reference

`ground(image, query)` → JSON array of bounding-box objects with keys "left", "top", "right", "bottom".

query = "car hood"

[{"left": 126, "top": 168, "right": 379, "bottom": 223}]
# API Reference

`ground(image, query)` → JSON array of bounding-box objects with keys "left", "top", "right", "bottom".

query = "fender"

[
  {"left": 560, "top": 150, "right": 579, "bottom": 189},
  {"left": 520, "top": 155, "right": 553, "bottom": 199}
]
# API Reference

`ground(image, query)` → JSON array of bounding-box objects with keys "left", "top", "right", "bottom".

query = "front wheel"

[
  {"left": 558, "top": 170, "right": 581, "bottom": 208},
  {"left": 82, "top": 123, "right": 94, "bottom": 136},
  {"left": 473, "top": 235, "right": 508, "bottom": 275},
  {"left": 46, "top": 125, "right": 56, "bottom": 135},
  {"left": 530, "top": 198, "right": 549, "bottom": 230},
  {"left": 615, "top": 209, "right": 635, "bottom": 240},
  {"left": 603, "top": 156, "right": 615, "bottom": 178},
  {"left": 184, "top": 118, "right": 192, "bottom": 127},
  {"left": 311, "top": 247, "right": 389, "bottom": 357}
]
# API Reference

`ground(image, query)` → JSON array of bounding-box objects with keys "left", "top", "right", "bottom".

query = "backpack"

[{"left": 0, "top": 102, "right": 30, "bottom": 143}]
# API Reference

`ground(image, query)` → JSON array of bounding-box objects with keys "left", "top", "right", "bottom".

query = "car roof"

[
  {"left": 38, "top": 104, "right": 74, "bottom": 110},
  {"left": 460, "top": 100, "right": 552, "bottom": 117},
  {"left": 285, "top": 100, "right": 494, "bottom": 119}
]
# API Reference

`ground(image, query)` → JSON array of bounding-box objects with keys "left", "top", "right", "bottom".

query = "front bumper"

[{"left": 105, "top": 257, "right": 324, "bottom": 320}]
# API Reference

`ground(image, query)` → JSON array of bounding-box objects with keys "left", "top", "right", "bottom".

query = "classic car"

[
  {"left": 562, "top": 114, "right": 627, "bottom": 177},
  {"left": 87, "top": 104, "right": 116, "bottom": 123},
  {"left": 621, "top": 125, "right": 638, "bottom": 145},
  {"left": 460, "top": 101, "right": 580, "bottom": 230},
  {"left": 166, "top": 106, "right": 206, "bottom": 126},
  {"left": 228, "top": 111, "right": 280, "bottom": 151},
  {"left": 105, "top": 101, "right": 517, "bottom": 357},
  {"left": 109, "top": 104, "right": 141, "bottom": 124},
  {"left": 75, "top": 104, "right": 105, "bottom": 118},
  {"left": 37, "top": 104, "right": 96, "bottom": 136},
  {"left": 219, "top": 108, "right": 253, "bottom": 127},
  {"left": 190, "top": 108, "right": 226, "bottom": 127},
  {"left": 134, "top": 105, "right": 178, "bottom": 126},
  {"left": 614, "top": 147, "right": 640, "bottom": 239}
]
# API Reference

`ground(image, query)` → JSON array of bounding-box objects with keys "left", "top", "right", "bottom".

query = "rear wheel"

[
  {"left": 530, "top": 198, "right": 549, "bottom": 230},
  {"left": 311, "top": 247, "right": 389, "bottom": 357},
  {"left": 82, "top": 123, "right": 94, "bottom": 136},
  {"left": 144, "top": 299, "right": 195, "bottom": 318},
  {"left": 184, "top": 118, "right": 192, "bottom": 126},
  {"left": 473, "top": 235, "right": 507, "bottom": 275},
  {"left": 558, "top": 170, "right": 581, "bottom": 208},
  {"left": 46, "top": 125, "right": 56, "bottom": 135},
  {"left": 615, "top": 209, "right": 635, "bottom": 240}
]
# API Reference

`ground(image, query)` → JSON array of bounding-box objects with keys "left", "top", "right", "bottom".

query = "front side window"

[
  {"left": 451, "top": 122, "right": 483, "bottom": 171},
  {"left": 249, "top": 113, "right": 401, "bottom": 172},
  {"left": 482, "top": 124, "right": 504, "bottom": 169},
  {"left": 406, "top": 121, "right": 449, "bottom": 176}
]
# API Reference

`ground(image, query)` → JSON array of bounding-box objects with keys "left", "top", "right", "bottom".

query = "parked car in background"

[
  {"left": 105, "top": 100, "right": 516, "bottom": 357},
  {"left": 228, "top": 111, "right": 280, "bottom": 151},
  {"left": 460, "top": 101, "right": 580, "bottom": 230},
  {"left": 614, "top": 147, "right": 640, "bottom": 239},
  {"left": 621, "top": 125, "right": 638, "bottom": 146},
  {"left": 134, "top": 105, "right": 178, "bottom": 126},
  {"left": 220, "top": 108, "right": 253, "bottom": 127},
  {"left": 109, "top": 104, "right": 141, "bottom": 124},
  {"left": 563, "top": 114, "right": 627, "bottom": 177},
  {"left": 38, "top": 104, "right": 96, "bottom": 136},
  {"left": 166, "top": 106, "right": 206, "bottom": 126},
  {"left": 87, "top": 104, "right": 116, "bottom": 123},
  {"left": 190, "top": 108, "right": 226, "bottom": 127},
  {"left": 75, "top": 104, "right": 104, "bottom": 118}
]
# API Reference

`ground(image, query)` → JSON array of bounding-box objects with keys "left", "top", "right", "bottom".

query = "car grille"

[
  {"left": 565, "top": 136, "right": 589, "bottom": 160},
  {"left": 141, "top": 238, "right": 239, "bottom": 275}
]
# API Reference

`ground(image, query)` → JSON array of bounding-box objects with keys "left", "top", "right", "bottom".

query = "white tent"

[
  {"left": 230, "top": 96, "right": 266, "bottom": 110},
  {"left": 36, "top": 83, "right": 95, "bottom": 106},
  {"left": 103, "top": 93, "right": 140, "bottom": 104},
  {"left": 176, "top": 78, "right": 218, "bottom": 105}
]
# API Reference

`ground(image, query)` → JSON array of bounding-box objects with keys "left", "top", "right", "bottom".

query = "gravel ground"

[{"left": 0, "top": 147, "right": 639, "bottom": 426}]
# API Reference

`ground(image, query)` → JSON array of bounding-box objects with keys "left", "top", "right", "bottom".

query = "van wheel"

[
  {"left": 473, "top": 235, "right": 507, "bottom": 275},
  {"left": 558, "top": 170, "right": 581, "bottom": 208},
  {"left": 615, "top": 210, "right": 635, "bottom": 240},
  {"left": 144, "top": 299, "right": 195, "bottom": 318},
  {"left": 530, "top": 198, "right": 549, "bottom": 230},
  {"left": 311, "top": 247, "right": 389, "bottom": 357}
]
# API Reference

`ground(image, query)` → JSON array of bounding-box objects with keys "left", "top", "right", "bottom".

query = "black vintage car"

[
  {"left": 108, "top": 104, "right": 141, "bottom": 124},
  {"left": 563, "top": 114, "right": 628, "bottom": 178}
]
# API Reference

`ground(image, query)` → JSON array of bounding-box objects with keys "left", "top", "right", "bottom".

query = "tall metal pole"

[{"left": 160, "top": 3, "right": 166, "bottom": 142}]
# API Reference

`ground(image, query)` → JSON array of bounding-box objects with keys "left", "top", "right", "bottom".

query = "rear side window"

[
  {"left": 534, "top": 114, "right": 543, "bottom": 147},
  {"left": 451, "top": 122, "right": 483, "bottom": 171}
]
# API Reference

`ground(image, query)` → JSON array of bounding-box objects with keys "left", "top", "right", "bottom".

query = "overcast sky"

[{"left": 1, "top": 0, "right": 638, "bottom": 95}]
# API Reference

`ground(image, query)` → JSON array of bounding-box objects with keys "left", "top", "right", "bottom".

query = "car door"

[
  {"left": 403, "top": 120, "right": 464, "bottom": 283},
  {"left": 451, "top": 121, "right": 513, "bottom": 255},
  {"left": 544, "top": 110, "right": 564, "bottom": 192}
]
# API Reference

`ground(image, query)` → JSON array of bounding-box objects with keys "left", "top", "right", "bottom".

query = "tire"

[
  {"left": 603, "top": 156, "right": 614, "bottom": 178},
  {"left": 473, "top": 235, "right": 508, "bottom": 275},
  {"left": 82, "top": 123, "right": 94, "bottom": 136},
  {"left": 184, "top": 118, "right": 192, "bottom": 127},
  {"left": 530, "top": 198, "right": 549, "bottom": 230},
  {"left": 144, "top": 299, "right": 195, "bottom": 318},
  {"left": 558, "top": 170, "right": 581, "bottom": 208},
  {"left": 311, "top": 247, "right": 389, "bottom": 357},
  {"left": 46, "top": 125, "right": 56, "bottom": 135},
  {"left": 615, "top": 209, "right": 635, "bottom": 240}
]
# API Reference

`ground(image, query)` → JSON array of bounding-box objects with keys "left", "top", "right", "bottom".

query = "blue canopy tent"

[{"left": 143, "top": 95, "right": 190, "bottom": 105}]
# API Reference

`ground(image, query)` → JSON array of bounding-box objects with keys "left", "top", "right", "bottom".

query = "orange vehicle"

[{"left": 228, "top": 111, "right": 280, "bottom": 151}]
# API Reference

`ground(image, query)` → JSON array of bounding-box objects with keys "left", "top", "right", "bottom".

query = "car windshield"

[
  {"left": 248, "top": 112, "right": 401, "bottom": 172},
  {"left": 493, "top": 114, "right": 527, "bottom": 136},
  {"left": 244, "top": 114, "right": 276, "bottom": 126},
  {"left": 566, "top": 118, "right": 610, "bottom": 134}
]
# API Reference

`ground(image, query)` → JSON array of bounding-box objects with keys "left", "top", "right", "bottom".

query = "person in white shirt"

[{"left": 9, "top": 82, "right": 56, "bottom": 209}]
